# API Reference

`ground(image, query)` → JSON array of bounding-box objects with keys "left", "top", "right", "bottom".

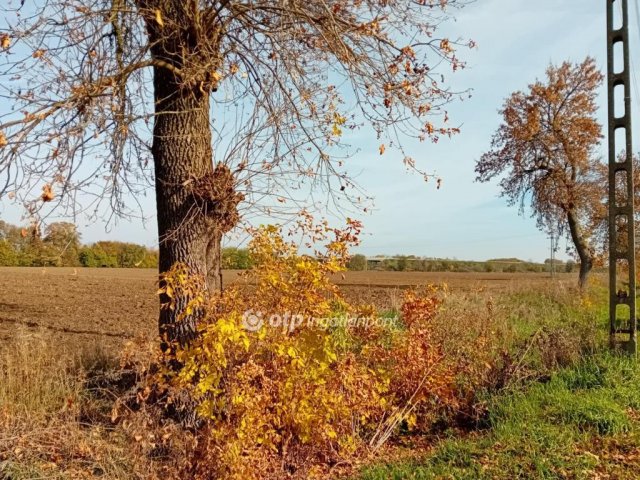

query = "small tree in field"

[
  {"left": 0, "top": 0, "right": 470, "bottom": 345},
  {"left": 476, "top": 58, "right": 603, "bottom": 288}
]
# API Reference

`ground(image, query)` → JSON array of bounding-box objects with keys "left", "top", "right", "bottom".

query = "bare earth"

[{"left": 0, "top": 267, "right": 576, "bottom": 348}]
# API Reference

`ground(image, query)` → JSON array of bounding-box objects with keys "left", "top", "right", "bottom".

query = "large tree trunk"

[
  {"left": 152, "top": 63, "right": 220, "bottom": 346},
  {"left": 206, "top": 229, "right": 223, "bottom": 291},
  {"left": 567, "top": 209, "right": 593, "bottom": 289}
]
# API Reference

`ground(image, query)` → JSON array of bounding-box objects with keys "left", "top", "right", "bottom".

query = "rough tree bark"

[
  {"left": 151, "top": 58, "right": 218, "bottom": 346},
  {"left": 206, "top": 230, "right": 223, "bottom": 292},
  {"left": 567, "top": 209, "right": 593, "bottom": 289}
]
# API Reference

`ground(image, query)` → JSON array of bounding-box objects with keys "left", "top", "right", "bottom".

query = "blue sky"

[
  {"left": 0, "top": 1, "right": 630, "bottom": 261},
  {"left": 344, "top": 0, "right": 623, "bottom": 262}
]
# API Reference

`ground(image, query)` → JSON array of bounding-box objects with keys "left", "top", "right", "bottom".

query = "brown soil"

[{"left": 0, "top": 267, "right": 576, "bottom": 349}]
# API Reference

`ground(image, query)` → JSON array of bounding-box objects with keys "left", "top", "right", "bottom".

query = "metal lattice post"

[{"left": 607, "top": 0, "right": 637, "bottom": 354}]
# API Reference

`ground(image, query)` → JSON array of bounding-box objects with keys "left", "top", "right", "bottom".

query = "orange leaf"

[
  {"left": 41, "top": 184, "right": 54, "bottom": 202},
  {"left": 0, "top": 34, "right": 10, "bottom": 50}
]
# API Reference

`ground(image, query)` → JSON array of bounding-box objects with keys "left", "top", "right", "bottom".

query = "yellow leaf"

[
  {"left": 406, "top": 412, "right": 417, "bottom": 429},
  {"left": 379, "top": 144, "right": 386, "bottom": 155},
  {"left": 155, "top": 9, "right": 164, "bottom": 27},
  {"left": 0, "top": 132, "right": 6, "bottom": 148}
]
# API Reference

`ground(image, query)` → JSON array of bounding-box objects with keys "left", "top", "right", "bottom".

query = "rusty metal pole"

[{"left": 607, "top": 0, "right": 637, "bottom": 354}]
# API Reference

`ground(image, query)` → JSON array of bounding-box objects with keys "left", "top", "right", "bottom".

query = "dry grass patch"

[{"left": 0, "top": 329, "right": 147, "bottom": 479}]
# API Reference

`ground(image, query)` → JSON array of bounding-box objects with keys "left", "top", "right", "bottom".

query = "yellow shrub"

[{"left": 156, "top": 225, "right": 458, "bottom": 479}]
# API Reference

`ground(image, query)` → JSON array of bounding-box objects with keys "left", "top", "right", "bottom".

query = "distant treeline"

[
  {"left": 0, "top": 219, "right": 576, "bottom": 273},
  {"left": 0, "top": 220, "right": 259, "bottom": 270},
  {"left": 346, "top": 254, "right": 577, "bottom": 274},
  {"left": 222, "top": 250, "right": 575, "bottom": 273},
  {"left": 0, "top": 220, "right": 158, "bottom": 268}
]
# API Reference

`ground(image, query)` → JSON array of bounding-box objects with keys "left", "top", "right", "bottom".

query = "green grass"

[{"left": 357, "top": 353, "right": 640, "bottom": 479}]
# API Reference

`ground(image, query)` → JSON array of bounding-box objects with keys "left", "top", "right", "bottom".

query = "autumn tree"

[
  {"left": 476, "top": 58, "right": 604, "bottom": 288},
  {"left": 0, "top": 1, "right": 469, "bottom": 344}
]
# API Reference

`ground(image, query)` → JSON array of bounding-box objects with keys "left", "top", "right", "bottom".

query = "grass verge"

[{"left": 357, "top": 289, "right": 640, "bottom": 480}]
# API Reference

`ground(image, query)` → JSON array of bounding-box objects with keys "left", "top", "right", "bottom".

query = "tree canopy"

[
  {"left": 476, "top": 58, "right": 603, "bottom": 287},
  {"left": 0, "top": 0, "right": 469, "bottom": 222}
]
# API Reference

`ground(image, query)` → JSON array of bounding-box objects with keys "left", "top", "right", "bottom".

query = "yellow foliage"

[
  {"left": 331, "top": 112, "right": 347, "bottom": 137},
  {"left": 154, "top": 9, "right": 164, "bottom": 27},
  {"left": 156, "top": 225, "right": 458, "bottom": 479}
]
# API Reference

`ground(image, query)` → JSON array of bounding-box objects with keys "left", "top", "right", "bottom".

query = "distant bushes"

[
  {"left": 347, "top": 253, "right": 367, "bottom": 271},
  {"left": 221, "top": 247, "right": 253, "bottom": 269}
]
